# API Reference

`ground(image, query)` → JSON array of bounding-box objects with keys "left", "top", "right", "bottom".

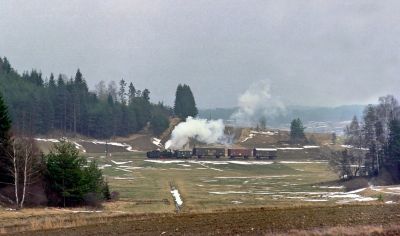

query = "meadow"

[
  {"left": 2, "top": 148, "right": 400, "bottom": 235},
  {"left": 95, "top": 149, "right": 377, "bottom": 213}
]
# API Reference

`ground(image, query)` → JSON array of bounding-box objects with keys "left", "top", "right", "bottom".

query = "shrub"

[
  {"left": 45, "top": 141, "right": 108, "bottom": 207},
  {"left": 83, "top": 192, "right": 102, "bottom": 208},
  {"left": 110, "top": 191, "right": 120, "bottom": 201},
  {"left": 344, "top": 178, "right": 369, "bottom": 192}
]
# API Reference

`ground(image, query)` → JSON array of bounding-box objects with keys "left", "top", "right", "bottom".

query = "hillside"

[{"left": 199, "top": 105, "right": 365, "bottom": 134}]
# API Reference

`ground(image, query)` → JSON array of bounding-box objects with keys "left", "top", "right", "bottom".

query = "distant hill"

[{"left": 199, "top": 105, "right": 365, "bottom": 134}]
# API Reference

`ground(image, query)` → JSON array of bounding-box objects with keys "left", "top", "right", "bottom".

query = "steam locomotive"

[{"left": 146, "top": 148, "right": 277, "bottom": 159}]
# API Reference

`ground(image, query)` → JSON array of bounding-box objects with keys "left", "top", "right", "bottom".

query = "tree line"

[
  {"left": 329, "top": 95, "right": 400, "bottom": 180},
  {"left": 0, "top": 92, "right": 110, "bottom": 208},
  {"left": 0, "top": 57, "right": 172, "bottom": 138}
]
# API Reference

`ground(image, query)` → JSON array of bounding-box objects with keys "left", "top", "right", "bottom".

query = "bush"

[
  {"left": 102, "top": 182, "right": 111, "bottom": 201},
  {"left": 83, "top": 192, "right": 102, "bottom": 208},
  {"left": 110, "top": 191, "right": 120, "bottom": 201},
  {"left": 344, "top": 178, "right": 369, "bottom": 192},
  {"left": 45, "top": 141, "right": 108, "bottom": 207}
]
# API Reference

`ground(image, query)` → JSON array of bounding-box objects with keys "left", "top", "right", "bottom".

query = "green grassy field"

[
  {"left": 2, "top": 149, "right": 399, "bottom": 235},
  {"left": 85, "top": 150, "right": 368, "bottom": 214}
]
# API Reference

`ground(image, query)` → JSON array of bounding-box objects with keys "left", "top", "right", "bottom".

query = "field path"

[{"left": 12, "top": 204, "right": 400, "bottom": 236}]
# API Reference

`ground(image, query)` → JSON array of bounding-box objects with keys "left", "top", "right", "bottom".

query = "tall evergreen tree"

[
  {"left": 48, "top": 73, "right": 56, "bottom": 88},
  {"left": 142, "top": 88, "right": 150, "bottom": 102},
  {"left": 345, "top": 116, "right": 362, "bottom": 147},
  {"left": 118, "top": 79, "right": 127, "bottom": 105},
  {"left": 128, "top": 82, "right": 136, "bottom": 104},
  {"left": 0, "top": 92, "right": 11, "bottom": 141},
  {"left": 387, "top": 119, "right": 400, "bottom": 170},
  {"left": 174, "top": 84, "right": 198, "bottom": 119},
  {"left": 363, "top": 105, "right": 379, "bottom": 175},
  {"left": 290, "top": 118, "right": 306, "bottom": 144},
  {"left": 0, "top": 91, "right": 12, "bottom": 187}
]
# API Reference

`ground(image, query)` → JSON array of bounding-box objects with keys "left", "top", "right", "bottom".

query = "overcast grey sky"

[{"left": 1, "top": 0, "right": 399, "bottom": 108}]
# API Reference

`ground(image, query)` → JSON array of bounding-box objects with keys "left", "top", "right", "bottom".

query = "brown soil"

[{"left": 11, "top": 204, "right": 400, "bottom": 236}]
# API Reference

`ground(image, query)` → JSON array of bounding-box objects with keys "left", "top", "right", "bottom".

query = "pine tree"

[
  {"left": 45, "top": 141, "right": 107, "bottom": 206},
  {"left": 118, "top": 79, "right": 127, "bottom": 105},
  {"left": 259, "top": 116, "right": 267, "bottom": 130},
  {"left": 174, "top": 84, "right": 198, "bottom": 119},
  {"left": 142, "top": 88, "right": 150, "bottom": 102},
  {"left": 363, "top": 105, "right": 379, "bottom": 175},
  {"left": 290, "top": 118, "right": 306, "bottom": 144},
  {"left": 0, "top": 91, "right": 12, "bottom": 188},
  {"left": 345, "top": 116, "right": 362, "bottom": 147},
  {"left": 128, "top": 82, "right": 136, "bottom": 104},
  {"left": 0, "top": 92, "right": 11, "bottom": 141},
  {"left": 1, "top": 57, "right": 12, "bottom": 74},
  {"left": 48, "top": 73, "right": 56, "bottom": 88},
  {"left": 387, "top": 119, "right": 400, "bottom": 169}
]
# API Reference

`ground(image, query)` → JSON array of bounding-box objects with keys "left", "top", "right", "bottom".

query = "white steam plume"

[
  {"left": 231, "top": 80, "right": 285, "bottom": 126},
  {"left": 165, "top": 117, "right": 226, "bottom": 149}
]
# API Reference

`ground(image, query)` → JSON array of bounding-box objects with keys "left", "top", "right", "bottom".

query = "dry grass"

[
  {"left": 8, "top": 204, "right": 400, "bottom": 235},
  {"left": 278, "top": 224, "right": 400, "bottom": 236}
]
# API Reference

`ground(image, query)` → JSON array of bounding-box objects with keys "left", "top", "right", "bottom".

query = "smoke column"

[
  {"left": 231, "top": 80, "right": 285, "bottom": 126},
  {"left": 165, "top": 117, "right": 226, "bottom": 149}
]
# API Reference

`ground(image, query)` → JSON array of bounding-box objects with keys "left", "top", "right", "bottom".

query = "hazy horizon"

[{"left": 1, "top": 1, "right": 399, "bottom": 108}]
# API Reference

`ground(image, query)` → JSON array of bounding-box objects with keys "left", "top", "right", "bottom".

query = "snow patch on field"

[
  {"left": 319, "top": 186, "right": 344, "bottom": 189},
  {"left": 277, "top": 147, "right": 304, "bottom": 150},
  {"left": 114, "top": 177, "right": 135, "bottom": 180},
  {"left": 347, "top": 188, "right": 367, "bottom": 194},
  {"left": 250, "top": 130, "right": 276, "bottom": 135},
  {"left": 188, "top": 160, "right": 229, "bottom": 165},
  {"left": 215, "top": 175, "right": 300, "bottom": 179},
  {"left": 125, "top": 167, "right": 144, "bottom": 170},
  {"left": 231, "top": 200, "right": 243, "bottom": 204},
  {"left": 152, "top": 138, "right": 163, "bottom": 148},
  {"left": 91, "top": 140, "right": 137, "bottom": 152},
  {"left": 370, "top": 185, "right": 400, "bottom": 195},
  {"left": 209, "top": 191, "right": 248, "bottom": 195},
  {"left": 227, "top": 161, "right": 273, "bottom": 165},
  {"left": 148, "top": 160, "right": 274, "bottom": 166},
  {"left": 171, "top": 189, "right": 183, "bottom": 206},
  {"left": 279, "top": 161, "right": 328, "bottom": 164},
  {"left": 72, "top": 142, "right": 86, "bottom": 153},
  {"left": 115, "top": 167, "right": 132, "bottom": 172},
  {"left": 71, "top": 210, "right": 103, "bottom": 213},
  {"left": 99, "top": 164, "right": 112, "bottom": 169},
  {"left": 341, "top": 145, "right": 369, "bottom": 151},
  {"left": 178, "top": 164, "right": 191, "bottom": 167},
  {"left": 303, "top": 199, "right": 328, "bottom": 202},
  {"left": 241, "top": 133, "right": 255, "bottom": 143},
  {"left": 144, "top": 160, "right": 185, "bottom": 164},
  {"left": 303, "top": 145, "right": 320, "bottom": 149},
  {"left": 35, "top": 138, "right": 60, "bottom": 143},
  {"left": 111, "top": 160, "right": 133, "bottom": 165}
]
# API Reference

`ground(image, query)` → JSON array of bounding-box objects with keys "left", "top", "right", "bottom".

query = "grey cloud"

[{"left": 0, "top": 0, "right": 399, "bottom": 108}]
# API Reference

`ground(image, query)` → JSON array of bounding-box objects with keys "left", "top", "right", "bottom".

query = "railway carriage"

[
  {"left": 192, "top": 148, "right": 225, "bottom": 158},
  {"left": 227, "top": 148, "right": 253, "bottom": 159},
  {"left": 253, "top": 148, "right": 278, "bottom": 159}
]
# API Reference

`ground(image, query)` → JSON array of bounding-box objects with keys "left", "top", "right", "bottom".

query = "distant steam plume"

[
  {"left": 165, "top": 117, "right": 226, "bottom": 149},
  {"left": 231, "top": 80, "right": 285, "bottom": 126}
]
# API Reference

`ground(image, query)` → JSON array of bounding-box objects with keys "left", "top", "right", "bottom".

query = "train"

[{"left": 146, "top": 147, "right": 277, "bottom": 159}]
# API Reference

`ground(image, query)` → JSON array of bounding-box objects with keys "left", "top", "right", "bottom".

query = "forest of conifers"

[{"left": 0, "top": 57, "right": 172, "bottom": 138}]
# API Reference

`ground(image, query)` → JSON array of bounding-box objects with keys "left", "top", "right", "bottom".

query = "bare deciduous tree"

[{"left": 5, "top": 137, "right": 42, "bottom": 208}]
